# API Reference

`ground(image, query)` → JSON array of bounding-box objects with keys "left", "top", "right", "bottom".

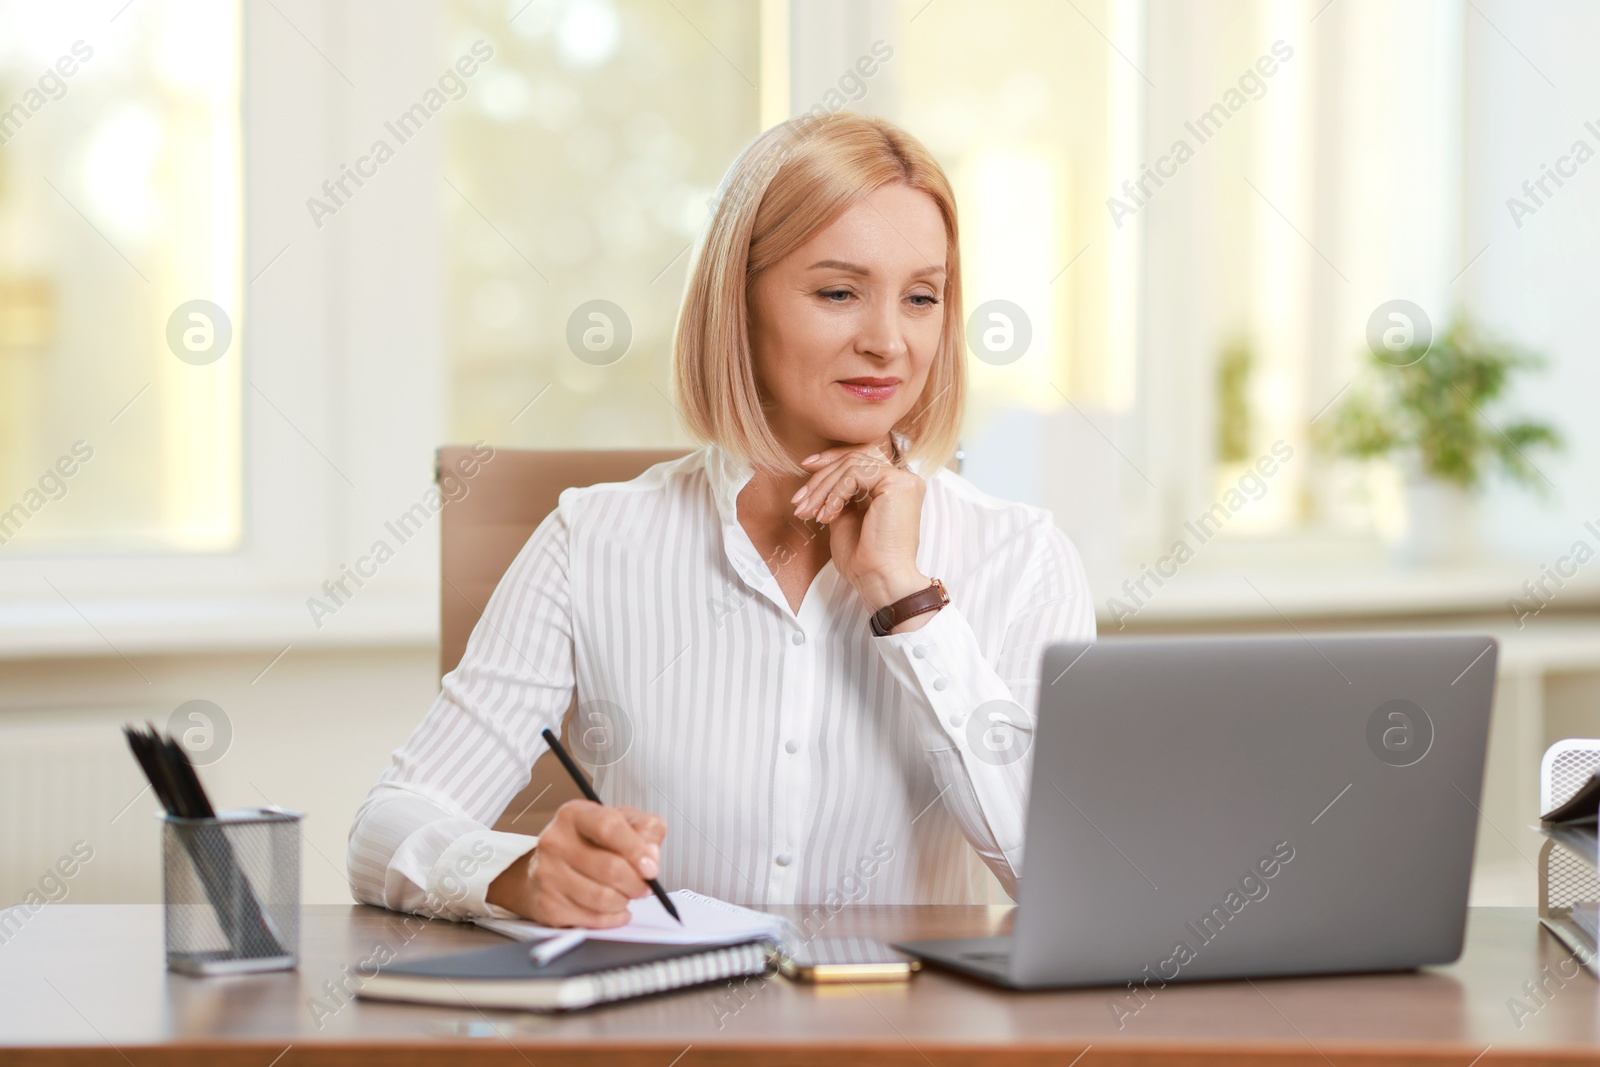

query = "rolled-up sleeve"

[
  {"left": 871, "top": 514, "right": 1095, "bottom": 897},
  {"left": 346, "top": 501, "right": 578, "bottom": 920}
]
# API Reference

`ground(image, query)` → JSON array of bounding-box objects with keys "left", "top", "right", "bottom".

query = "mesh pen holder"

[{"left": 160, "top": 808, "right": 301, "bottom": 976}]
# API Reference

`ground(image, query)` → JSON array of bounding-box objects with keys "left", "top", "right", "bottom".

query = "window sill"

[
  {"left": 1097, "top": 559, "right": 1600, "bottom": 628},
  {"left": 7, "top": 563, "right": 1594, "bottom": 664},
  {"left": 0, "top": 592, "right": 437, "bottom": 660}
]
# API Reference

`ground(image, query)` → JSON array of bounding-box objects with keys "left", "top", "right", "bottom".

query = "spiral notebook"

[{"left": 355, "top": 936, "right": 778, "bottom": 1012}]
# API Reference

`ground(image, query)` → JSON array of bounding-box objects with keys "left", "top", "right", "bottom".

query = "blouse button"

[
  {"left": 785, "top": 739, "right": 799, "bottom": 754},
  {"left": 791, "top": 631, "right": 804, "bottom": 645},
  {"left": 912, "top": 645, "right": 927, "bottom": 659},
  {"left": 933, "top": 677, "right": 949, "bottom": 691},
  {"left": 775, "top": 852, "right": 792, "bottom": 867}
]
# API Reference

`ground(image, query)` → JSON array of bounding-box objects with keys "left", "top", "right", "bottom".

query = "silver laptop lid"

[{"left": 1011, "top": 632, "right": 1497, "bottom": 989}]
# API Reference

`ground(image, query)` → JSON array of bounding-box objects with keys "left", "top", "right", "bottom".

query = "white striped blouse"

[{"left": 346, "top": 442, "right": 1096, "bottom": 920}]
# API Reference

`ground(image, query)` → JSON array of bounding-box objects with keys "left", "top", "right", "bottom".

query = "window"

[
  {"left": 444, "top": 0, "right": 763, "bottom": 451},
  {"left": 5, "top": 0, "right": 1589, "bottom": 655},
  {"left": 0, "top": 0, "right": 241, "bottom": 553},
  {"left": 0, "top": 1, "right": 443, "bottom": 653}
]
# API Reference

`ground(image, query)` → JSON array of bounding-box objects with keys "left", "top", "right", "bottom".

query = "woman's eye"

[
  {"left": 819, "top": 289, "right": 853, "bottom": 302},
  {"left": 908, "top": 293, "right": 940, "bottom": 307}
]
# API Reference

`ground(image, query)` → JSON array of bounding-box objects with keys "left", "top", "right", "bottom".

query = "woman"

[{"left": 347, "top": 111, "right": 1095, "bottom": 928}]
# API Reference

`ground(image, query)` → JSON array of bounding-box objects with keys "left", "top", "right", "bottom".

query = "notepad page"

[{"left": 473, "top": 890, "right": 788, "bottom": 946}]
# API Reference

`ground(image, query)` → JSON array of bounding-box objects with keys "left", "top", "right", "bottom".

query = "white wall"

[
  {"left": 0, "top": 646, "right": 438, "bottom": 907},
  {"left": 6, "top": 632, "right": 1598, "bottom": 911}
]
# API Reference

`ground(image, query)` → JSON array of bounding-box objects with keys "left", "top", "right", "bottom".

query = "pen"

[
  {"left": 529, "top": 929, "right": 587, "bottom": 966},
  {"left": 541, "top": 728, "right": 683, "bottom": 924}
]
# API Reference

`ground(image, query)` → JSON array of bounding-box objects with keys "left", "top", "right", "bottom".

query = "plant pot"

[{"left": 1398, "top": 475, "right": 1478, "bottom": 567}]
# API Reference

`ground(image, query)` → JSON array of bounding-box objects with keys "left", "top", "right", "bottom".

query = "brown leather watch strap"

[{"left": 870, "top": 578, "right": 949, "bottom": 637}]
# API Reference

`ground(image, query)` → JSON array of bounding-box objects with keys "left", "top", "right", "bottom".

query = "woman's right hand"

[{"left": 487, "top": 799, "right": 666, "bottom": 927}]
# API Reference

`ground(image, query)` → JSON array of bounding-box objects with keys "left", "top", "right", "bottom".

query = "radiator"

[{"left": 0, "top": 711, "right": 163, "bottom": 910}]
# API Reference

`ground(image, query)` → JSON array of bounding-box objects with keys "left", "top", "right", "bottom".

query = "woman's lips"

[{"left": 838, "top": 379, "right": 899, "bottom": 402}]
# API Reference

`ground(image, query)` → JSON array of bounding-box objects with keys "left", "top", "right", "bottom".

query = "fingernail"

[
  {"left": 647, "top": 842, "right": 661, "bottom": 862},
  {"left": 638, "top": 855, "right": 659, "bottom": 879},
  {"left": 791, "top": 487, "right": 806, "bottom": 503},
  {"left": 801, "top": 454, "right": 818, "bottom": 464}
]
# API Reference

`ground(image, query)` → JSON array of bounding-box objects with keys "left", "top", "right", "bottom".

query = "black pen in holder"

[
  {"left": 125, "top": 723, "right": 301, "bottom": 975},
  {"left": 159, "top": 808, "right": 301, "bottom": 975}
]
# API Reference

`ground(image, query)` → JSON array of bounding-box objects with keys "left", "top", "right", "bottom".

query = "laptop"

[{"left": 894, "top": 632, "right": 1498, "bottom": 990}]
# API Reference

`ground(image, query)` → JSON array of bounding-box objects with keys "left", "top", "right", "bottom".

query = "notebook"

[
  {"left": 473, "top": 889, "right": 791, "bottom": 947},
  {"left": 356, "top": 936, "right": 778, "bottom": 1012}
]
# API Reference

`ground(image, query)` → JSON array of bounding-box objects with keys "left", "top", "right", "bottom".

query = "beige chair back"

[{"left": 436, "top": 446, "right": 690, "bottom": 836}]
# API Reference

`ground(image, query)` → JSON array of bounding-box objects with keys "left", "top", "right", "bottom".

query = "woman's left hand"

[{"left": 791, "top": 441, "right": 932, "bottom": 612}]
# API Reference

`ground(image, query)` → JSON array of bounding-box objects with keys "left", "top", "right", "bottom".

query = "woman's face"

[{"left": 748, "top": 182, "right": 948, "bottom": 458}]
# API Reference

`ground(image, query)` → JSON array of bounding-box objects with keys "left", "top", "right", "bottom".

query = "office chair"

[{"left": 436, "top": 446, "right": 690, "bottom": 836}]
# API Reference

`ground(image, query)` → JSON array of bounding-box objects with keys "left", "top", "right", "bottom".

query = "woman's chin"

[
  {"left": 813, "top": 407, "right": 908, "bottom": 444},
  {"left": 817, "top": 421, "right": 897, "bottom": 448}
]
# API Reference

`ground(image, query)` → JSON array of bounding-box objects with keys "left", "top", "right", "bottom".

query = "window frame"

[{"left": 0, "top": 0, "right": 445, "bottom": 657}]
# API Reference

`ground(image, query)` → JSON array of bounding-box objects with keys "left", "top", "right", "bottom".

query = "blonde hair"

[{"left": 672, "top": 111, "right": 966, "bottom": 476}]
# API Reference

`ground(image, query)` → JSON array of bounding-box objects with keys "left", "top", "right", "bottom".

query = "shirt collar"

[{"left": 705, "top": 443, "right": 755, "bottom": 529}]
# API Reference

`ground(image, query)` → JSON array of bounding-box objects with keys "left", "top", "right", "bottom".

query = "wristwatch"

[{"left": 869, "top": 578, "right": 949, "bottom": 637}]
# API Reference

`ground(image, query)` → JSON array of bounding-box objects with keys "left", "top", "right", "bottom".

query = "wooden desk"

[{"left": 1, "top": 904, "right": 1597, "bottom": 1065}]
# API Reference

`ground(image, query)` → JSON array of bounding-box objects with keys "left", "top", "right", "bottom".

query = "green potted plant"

[{"left": 1321, "top": 316, "right": 1563, "bottom": 565}]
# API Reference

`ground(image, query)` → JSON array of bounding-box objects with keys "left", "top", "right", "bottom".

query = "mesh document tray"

[{"left": 1537, "top": 740, "right": 1600, "bottom": 975}]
